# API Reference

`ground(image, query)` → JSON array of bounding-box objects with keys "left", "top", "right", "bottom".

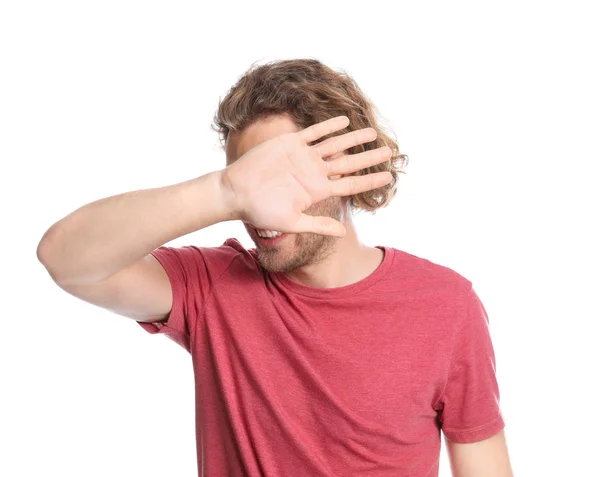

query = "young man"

[{"left": 37, "top": 59, "right": 513, "bottom": 476}]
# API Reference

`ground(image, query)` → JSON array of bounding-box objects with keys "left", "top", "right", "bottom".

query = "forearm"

[{"left": 37, "top": 170, "right": 235, "bottom": 285}]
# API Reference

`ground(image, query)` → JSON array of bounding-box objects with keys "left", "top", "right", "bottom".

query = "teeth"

[{"left": 257, "top": 229, "right": 282, "bottom": 238}]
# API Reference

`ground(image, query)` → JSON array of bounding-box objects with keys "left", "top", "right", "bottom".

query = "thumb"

[{"left": 293, "top": 213, "right": 347, "bottom": 237}]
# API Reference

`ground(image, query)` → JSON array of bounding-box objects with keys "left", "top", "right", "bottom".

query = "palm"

[{"left": 222, "top": 116, "right": 393, "bottom": 237}]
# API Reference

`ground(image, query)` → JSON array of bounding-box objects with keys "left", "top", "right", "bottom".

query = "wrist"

[{"left": 212, "top": 169, "right": 241, "bottom": 223}]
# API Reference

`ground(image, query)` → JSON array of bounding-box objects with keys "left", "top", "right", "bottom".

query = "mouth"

[{"left": 250, "top": 226, "right": 289, "bottom": 247}]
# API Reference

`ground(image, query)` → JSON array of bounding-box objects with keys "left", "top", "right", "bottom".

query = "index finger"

[{"left": 299, "top": 116, "right": 350, "bottom": 144}]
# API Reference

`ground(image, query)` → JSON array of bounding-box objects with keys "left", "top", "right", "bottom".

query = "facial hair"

[{"left": 254, "top": 197, "right": 345, "bottom": 274}]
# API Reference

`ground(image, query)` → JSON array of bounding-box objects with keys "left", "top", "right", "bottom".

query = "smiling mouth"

[
  {"left": 249, "top": 225, "right": 280, "bottom": 236},
  {"left": 249, "top": 226, "right": 289, "bottom": 246}
]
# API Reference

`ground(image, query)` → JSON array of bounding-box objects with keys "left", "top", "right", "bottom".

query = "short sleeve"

[
  {"left": 436, "top": 285, "right": 506, "bottom": 443},
  {"left": 136, "top": 243, "right": 237, "bottom": 353}
]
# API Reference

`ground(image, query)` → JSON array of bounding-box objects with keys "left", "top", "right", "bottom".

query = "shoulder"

[
  {"left": 213, "top": 237, "right": 263, "bottom": 276},
  {"left": 154, "top": 237, "right": 253, "bottom": 279},
  {"left": 220, "top": 237, "right": 259, "bottom": 265},
  {"left": 197, "top": 237, "right": 249, "bottom": 262},
  {"left": 386, "top": 246, "right": 473, "bottom": 295}
]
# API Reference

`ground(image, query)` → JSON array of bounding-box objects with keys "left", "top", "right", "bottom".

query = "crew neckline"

[{"left": 269, "top": 245, "right": 395, "bottom": 299}]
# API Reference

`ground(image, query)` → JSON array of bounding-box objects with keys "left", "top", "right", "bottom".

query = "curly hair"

[{"left": 211, "top": 58, "right": 409, "bottom": 213}]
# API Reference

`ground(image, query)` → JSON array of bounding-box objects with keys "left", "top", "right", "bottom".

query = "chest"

[{"left": 201, "top": 291, "right": 452, "bottom": 435}]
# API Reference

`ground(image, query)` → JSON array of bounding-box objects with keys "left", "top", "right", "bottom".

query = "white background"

[{"left": 2, "top": 1, "right": 598, "bottom": 475}]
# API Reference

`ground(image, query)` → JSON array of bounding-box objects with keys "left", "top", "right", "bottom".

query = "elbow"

[{"left": 37, "top": 229, "right": 63, "bottom": 283}]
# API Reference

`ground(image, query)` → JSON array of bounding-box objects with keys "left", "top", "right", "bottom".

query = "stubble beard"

[{"left": 256, "top": 197, "right": 346, "bottom": 274}]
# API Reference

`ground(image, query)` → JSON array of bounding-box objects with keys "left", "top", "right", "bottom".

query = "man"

[{"left": 37, "top": 59, "right": 513, "bottom": 476}]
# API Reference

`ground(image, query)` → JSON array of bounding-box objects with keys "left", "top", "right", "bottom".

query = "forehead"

[{"left": 225, "top": 114, "right": 302, "bottom": 165}]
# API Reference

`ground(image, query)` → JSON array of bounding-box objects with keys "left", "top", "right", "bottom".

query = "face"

[{"left": 225, "top": 113, "right": 348, "bottom": 274}]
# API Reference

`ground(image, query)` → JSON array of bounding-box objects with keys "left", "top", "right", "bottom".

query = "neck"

[{"left": 283, "top": 218, "right": 384, "bottom": 289}]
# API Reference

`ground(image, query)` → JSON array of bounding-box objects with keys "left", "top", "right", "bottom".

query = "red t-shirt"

[{"left": 137, "top": 238, "right": 505, "bottom": 476}]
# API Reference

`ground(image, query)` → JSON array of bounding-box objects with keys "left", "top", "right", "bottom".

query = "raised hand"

[{"left": 218, "top": 116, "right": 393, "bottom": 237}]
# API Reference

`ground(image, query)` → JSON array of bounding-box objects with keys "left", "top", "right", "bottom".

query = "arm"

[
  {"left": 37, "top": 116, "right": 389, "bottom": 321},
  {"left": 36, "top": 170, "right": 234, "bottom": 321},
  {"left": 446, "top": 430, "right": 514, "bottom": 477}
]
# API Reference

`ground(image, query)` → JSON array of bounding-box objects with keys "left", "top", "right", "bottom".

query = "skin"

[
  {"left": 446, "top": 430, "right": 514, "bottom": 477},
  {"left": 225, "top": 113, "right": 385, "bottom": 288}
]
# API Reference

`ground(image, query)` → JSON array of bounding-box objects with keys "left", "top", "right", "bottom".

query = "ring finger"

[
  {"left": 313, "top": 127, "right": 378, "bottom": 158},
  {"left": 325, "top": 146, "right": 393, "bottom": 177}
]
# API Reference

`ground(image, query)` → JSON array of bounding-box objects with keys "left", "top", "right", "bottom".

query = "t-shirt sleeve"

[
  {"left": 436, "top": 284, "right": 506, "bottom": 443},
  {"left": 135, "top": 244, "right": 235, "bottom": 353}
]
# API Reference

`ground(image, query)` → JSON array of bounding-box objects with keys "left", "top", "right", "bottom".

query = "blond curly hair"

[{"left": 211, "top": 58, "right": 409, "bottom": 213}]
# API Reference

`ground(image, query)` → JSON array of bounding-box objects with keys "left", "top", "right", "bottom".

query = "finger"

[
  {"left": 314, "top": 127, "right": 377, "bottom": 158},
  {"left": 328, "top": 171, "right": 393, "bottom": 197},
  {"left": 292, "top": 214, "right": 347, "bottom": 237},
  {"left": 299, "top": 116, "right": 350, "bottom": 144},
  {"left": 325, "top": 146, "right": 392, "bottom": 177}
]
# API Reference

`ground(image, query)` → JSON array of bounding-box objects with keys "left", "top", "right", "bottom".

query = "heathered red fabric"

[{"left": 137, "top": 237, "right": 505, "bottom": 476}]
